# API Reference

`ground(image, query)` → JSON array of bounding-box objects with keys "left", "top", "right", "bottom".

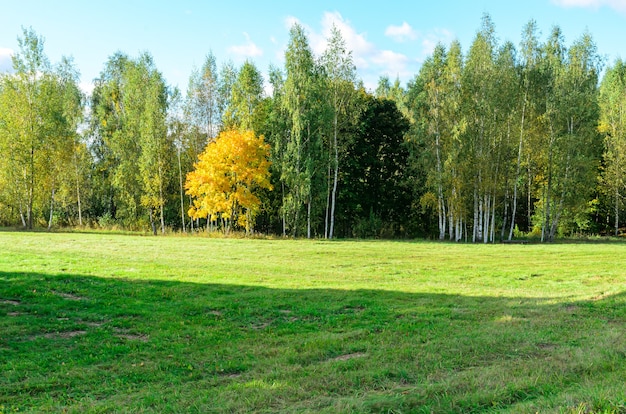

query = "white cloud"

[
  {"left": 79, "top": 80, "right": 95, "bottom": 96},
  {"left": 385, "top": 22, "right": 418, "bottom": 42},
  {"left": 285, "top": 12, "right": 375, "bottom": 69},
  {"left": 552, "top": 0, "right": 626, "bottom": 11},
  {"left": 0, "top": 48, "right": 14, "bottom": 73},
  {"left": 421, "top": 28, "right": 455, "bottom": 57},
  {"left": 282, "top": 12, "right": 416, "bottom": 92},
  {"left": 228, "top": 32, "right": 263, "bottom": 58}
]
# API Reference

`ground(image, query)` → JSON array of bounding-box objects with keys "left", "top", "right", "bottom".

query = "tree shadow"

[{"left": 1, "top": 271, "right": 625, "bottom": 412}]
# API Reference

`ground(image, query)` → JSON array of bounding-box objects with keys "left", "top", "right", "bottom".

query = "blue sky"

[{"left": 1, "top": 0, "right": 626, "bottom": 95}]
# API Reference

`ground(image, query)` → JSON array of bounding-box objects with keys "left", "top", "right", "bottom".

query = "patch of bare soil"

[
  {"left": 52, "top": 291, "right": 85, "bottom": 301},
  {"left": 330, "top": 352, "right": 367, "bottom": 362},
  {"left": 536, "top": 342, "right": 556, "bottom": 350},
  {"left": 115, "top": 333, "right": 149, "bottom": 342},
  {"left": 113, "top": 328, "right": 149, "bottom": 342},
  {"left": 251, "top": 322, "right": 271, "bottom": 330},
  {"left": 1, "top": 299, "right": 21, "bottom": 306},
  {"left": 81, "top": 321, "right": 105, "bottom": 327},
  {"left": 35, "top": 330, "right": 87, "bottom": 340}
]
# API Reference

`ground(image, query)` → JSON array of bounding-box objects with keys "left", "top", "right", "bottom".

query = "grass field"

[{"left": 1, "top": 231, "right": 625, "bottom": 413}]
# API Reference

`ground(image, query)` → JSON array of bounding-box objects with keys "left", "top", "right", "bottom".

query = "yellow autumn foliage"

[{"left": 185, "top": 129, "right": 272, "bottom": 232}]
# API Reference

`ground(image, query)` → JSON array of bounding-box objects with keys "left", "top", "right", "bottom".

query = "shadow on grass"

[{"left": 1, "top": 271, "right": 625, "bottom": 413}]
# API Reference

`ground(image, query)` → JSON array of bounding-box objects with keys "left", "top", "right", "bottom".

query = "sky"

[{"left": 2, "top": 0, "right": 626, "bottom": 95}]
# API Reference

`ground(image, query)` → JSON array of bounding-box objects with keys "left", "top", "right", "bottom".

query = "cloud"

[
  {"left": 283, "top": 12, "right": 417, "bottom": 91},
  {"left": 285, "top": 12, "right": 375, "bottom": 68},
  {"left": 228, "top": 32, "right": 263, "bottom": 58},
  {"left": 421, "top": 28, "right": 455, "bottom": 57},
  {"left": 385, "top": 22, "right": 418, "bottom": 42},
  {"left": 0, "top": 48, "right": 14, "bottom": 73},
  {"left": 79, "top": 80, "right": 95, "bottom": 96},
  {"left": 280, "top": 12, "right": 457, "bottom": 92},
  {"left": 551, "top": 0, "right": 626, "bottom": 12}
]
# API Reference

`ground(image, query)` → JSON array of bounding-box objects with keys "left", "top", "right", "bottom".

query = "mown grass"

[{"left": 1, "top": 231, "right": 625, "bottom": 413}]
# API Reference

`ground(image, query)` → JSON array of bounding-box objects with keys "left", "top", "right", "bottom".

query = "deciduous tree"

[{"left": 186, "top": 130, "right": 272, "bottom": 233}]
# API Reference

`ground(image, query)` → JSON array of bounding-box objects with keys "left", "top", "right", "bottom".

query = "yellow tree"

[{"left": 185, "top": 129, "right": 272, "bottom": 233}]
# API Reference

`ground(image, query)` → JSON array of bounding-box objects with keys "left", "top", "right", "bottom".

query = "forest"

[{"left": 1, "top": 14, "right": 626, "bottom": 241}]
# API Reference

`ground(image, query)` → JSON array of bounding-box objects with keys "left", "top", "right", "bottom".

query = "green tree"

[
  {"left": 282, "top": 23, "right": 324, "bottom": 238},
  {"left": 0, "top": 28, "right": 83, "bottom": 229},
  {"left": 338, "top": 93, "right": 410, "bottom": 237},
  {"left": 184, "top": 52, "right": 220, "bottom": 159},
  {"left": 320, "top": 24, "right": 356, "bottom": 239},
  {"left": 599, "top": 59, "right": 626, "bottom": 235},
  {"left": 226, "top": 60, "right": 264, "bottom": 131},
  {"left": 509, "top": 20, "right": 541, "bottom": 239},
  {"left": 535, "top": 29, "right": 601, "bottom": 241},
  {"left": 90, "top": 52, "right": 172, "bottom": 232}
]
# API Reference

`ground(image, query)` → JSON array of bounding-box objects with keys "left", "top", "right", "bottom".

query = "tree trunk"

[
  {"left": 482, "top": 193, "right": 489, "bottom": 244},
  {"left": 282, "top": 182, "right": 286, "bottom": 237},
  {"left": 48, "top": 187, "right": 55, "bottom": 230},
  {"left": 177, "top": 149, "right": 186, "bottom": 233},
  {"left": 439, "top": 197, "right": 447, "bottom": 241},
  {"left": 490, "top": 191, "right": 496, "bottom": 243},
  {"left": 19, "top": 203, "right": 26, "bottom": 228},
  {"left": 434, "top": 124, "right": 445, "bottom": 241},
  {"left": 501, "top": 186, "right": 509, "bottom": 242},
  {"left": 149, "top": 208, "right": 157, "bottom": 236},
  {"left": 615, "top": 186, "right": 620, "bottom": 237},
  {"left": 448, "top": 206, "right": 454, "bottom": 241},
  {"left": 543, "top": 126, "right": 554, "bottom": 243},
  {"left": 329, "top": 113, "right": 339, "bottom": 239},
  {"left": 307, "top": 198, "right": 312, "bottom": 239},
  {"left": 473, "top": 186, "right": 478, "bottom": 243},
  {"left": 509, "top": 94, "right": 526, "bottom": 240},
  {"left": 75, "top": 159, "right": 83, "bottom": 227},
  {"left": 325, "top": 159, "right": 331, "bottom": 239}
]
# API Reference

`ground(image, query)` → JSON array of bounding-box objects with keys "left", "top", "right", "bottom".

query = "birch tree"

[
  {"left": 0, "top": 28, "right": 83, "bottom": 229},
  {"left": 227, "top": 60, "right": 264, "bottom": 131},
  {"left": 599, "top": 60, "right": 626, "bottom": 235},
  {"left": 184, "top": 52, "right": 220, "bottom": 158},
  {"left": 320, "top": 24, "right": 356, "bottom": 239},
  {"left": 509, "top": 20, "right": 541, "bottom": 239},
  {"left": 282, "top": 23, "right": 323, "bottom": 238}
]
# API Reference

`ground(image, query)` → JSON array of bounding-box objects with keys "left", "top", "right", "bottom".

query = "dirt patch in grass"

[
  {"left": 536, "top": 342, "right": 556, "bottom": 350},
  {"left": 113, "top": 328, "right": 149, "bottom": 342},
  {"left": 1, "top": 299, "right": 21, "bottom": 306},
  {"left": 329, "top": 352, "right": 367, "bottom": 362},
  {"left": 52, "top": 291, "right": 86, "bottom": 301},
  {"left": 31, "top": 330, "right": 88, "bottom": 340},
  {"left": 251, "top": 322, "right": 271, "bottom": 330},
  {"left": 8, "top": 311, "right": 22, "bottom": 316},
  {"left": 115, "top": 333, "right": 149, "bottom": 342}
]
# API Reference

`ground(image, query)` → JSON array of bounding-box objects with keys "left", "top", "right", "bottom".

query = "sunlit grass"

[{"left": 1, "top": 231, "right": 625, "bottom": 412}]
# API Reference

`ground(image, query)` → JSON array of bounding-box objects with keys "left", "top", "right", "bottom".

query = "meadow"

[{"left": 1, "top": 231, "right": 625, "bottom": 413}]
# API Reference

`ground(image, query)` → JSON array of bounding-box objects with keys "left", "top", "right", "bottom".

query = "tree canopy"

[{"left": 1, "top": 18, "right": 625, "bottom": 241}]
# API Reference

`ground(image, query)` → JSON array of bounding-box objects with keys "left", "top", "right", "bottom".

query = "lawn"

[{"left": 1, "top": 231, "right": 625, "bottom": 413}]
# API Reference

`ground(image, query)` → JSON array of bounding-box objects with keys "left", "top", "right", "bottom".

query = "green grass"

[{"left": 1, "top": 232, "right": 625, "bottom": 413}]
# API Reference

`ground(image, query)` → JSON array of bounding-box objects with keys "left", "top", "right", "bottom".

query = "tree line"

[{"left": 1, "top": 15, "right": 626, "bottom": 241}]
